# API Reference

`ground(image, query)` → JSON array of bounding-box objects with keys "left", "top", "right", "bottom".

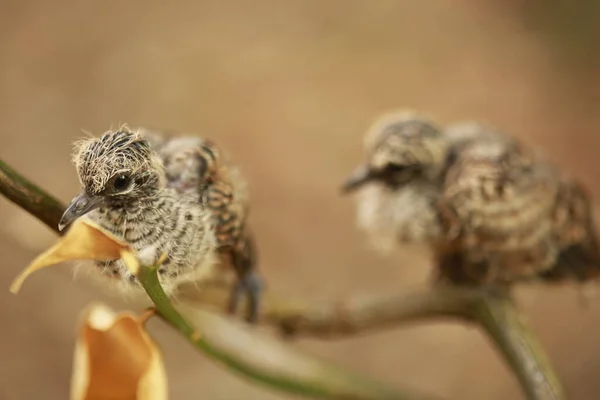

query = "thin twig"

[
  {"left": 0, "top": 158, "right": 566, "bottom": 400},
  {"left": 177, "top": 281, "right": 477, "bottom": 337}
]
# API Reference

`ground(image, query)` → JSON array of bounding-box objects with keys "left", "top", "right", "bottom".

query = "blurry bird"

[
  {"left": 342, "top": 110, "right": 600, "bottom": 285},
  {"left": 59, "top": 126, "right": 262, "bottom": 322}
]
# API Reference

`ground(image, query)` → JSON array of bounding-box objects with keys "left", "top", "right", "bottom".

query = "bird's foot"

[{"left": 227, "top": 272, "right": 264, "bottom": 324}]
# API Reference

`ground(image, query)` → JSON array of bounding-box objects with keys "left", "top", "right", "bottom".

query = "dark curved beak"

[
  {"left": 58, "top": 192, "right": 105, "bottom": 232},
  {"left": 341, "top": 164, "right": 377, "bottom": 194}
]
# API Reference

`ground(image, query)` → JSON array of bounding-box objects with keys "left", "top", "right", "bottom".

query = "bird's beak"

[
  {"left": 58, "top": 192, "right": 105, "bottom": 232},
  {"left": 341, "top": 164, "right": 378, "bottom": 194}
]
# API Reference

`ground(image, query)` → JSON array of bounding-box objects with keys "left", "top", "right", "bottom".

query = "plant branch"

[
  {"left": 0, "top": 160, "right": 64, "bottom": 234},
  {"left": 177, "top": 281, "right": 477, "bottom": 337},
  {"left": 473, "top": 290, "right": 566, "bottom": 400},
  {"left": 0, "top": 158, "right": 566, "bottom": 400},
  {"left": 139, "top": 265, "right": 435, "bottom": 400},
  {"left": 179, "top": 282, "right": 567, "bottom": 399}
]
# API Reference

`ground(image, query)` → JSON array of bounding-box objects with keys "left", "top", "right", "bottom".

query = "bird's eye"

[
  {"left": 112, "top": 175, "right": 131, "bottom": 192},
  {"left": 383, "top": 163, "right": 406, "bottom": 174},
  {"left": 381, "top": 163, "right": 421, "bottom": 181}
]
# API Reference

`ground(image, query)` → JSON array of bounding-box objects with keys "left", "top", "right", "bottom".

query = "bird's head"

[
  {"left": 341, "top": 110, "right": 448, "bottom": 193},
  {"left": 59, "top": 126, "right": 164, "bottom": 231}
]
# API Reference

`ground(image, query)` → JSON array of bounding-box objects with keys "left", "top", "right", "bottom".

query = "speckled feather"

[
  {"left": 437, "top": 132, "right": 561, "bottom": 282},
  {"left": 137, "top": 128, "right": 262, "bottom": 321},
  {"left": 139, "top": 129, "right": 256, "bottom": 279}
]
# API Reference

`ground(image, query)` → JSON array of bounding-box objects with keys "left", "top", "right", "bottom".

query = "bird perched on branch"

[
  {"left": 59, "top": 126, "right": 262, "bottom": 322},
  {"left": 342, "top": 110, "right": 600, "bottom": 285}
]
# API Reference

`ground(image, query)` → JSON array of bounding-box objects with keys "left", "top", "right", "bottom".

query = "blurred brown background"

[{"left": 2, "top": 1, "right": 600, "bottom": 399}]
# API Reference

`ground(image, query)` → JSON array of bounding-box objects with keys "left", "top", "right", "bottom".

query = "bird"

[
  {"left": 341, "top": 110, "right": 600, "bottom": 286},
  {"left": 59, "top": 125, "right": 263, "bottom": 322}
]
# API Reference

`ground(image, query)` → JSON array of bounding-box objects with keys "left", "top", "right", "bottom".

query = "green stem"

[
  {"left": 138, "top": 266, "right": 435, "bottom": 400},
  {"left": 473, "top": 292, "right": 566, "bottom": 400},
  {"left": 0, "top": 159, "right": 64, "bottom": 235}
]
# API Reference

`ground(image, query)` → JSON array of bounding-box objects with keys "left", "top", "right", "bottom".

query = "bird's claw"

[{"left": 228, "top": 272, "right": 263, "bottom": 324}]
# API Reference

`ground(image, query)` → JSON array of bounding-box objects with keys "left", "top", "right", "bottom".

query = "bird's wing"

[
  {"left": 198, "top": 140, "right": 257, "bottom": 280},
  {"left": 203, "top": 173, "right": 247, "bottom": 248},
  {"left": 195, "top": 140, "right": 249, "bottom": 249},
  {"left": 542, "top": 177, "right": 600, "bottom": 281},
  {"left": 145, "top": 130, "right": 250, "bottom": 250},
  {"left": 437, "top": 134, "right": 561, "bottom": 283}
]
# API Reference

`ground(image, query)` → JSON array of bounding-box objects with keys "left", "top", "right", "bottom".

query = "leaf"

[
  {"left": 71, "top": 303, "right": 168, "bottom": 400},
  {"left": 10, "top": 218, "right": 139, "bottom": 294}
]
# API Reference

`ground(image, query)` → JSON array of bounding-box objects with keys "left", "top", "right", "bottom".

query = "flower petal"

[
  {"left": 10, "top": 219, "right": 133, "bottom": 294},
  {"left": 71, "top": 303, "right": 168, "bottom": 400}
]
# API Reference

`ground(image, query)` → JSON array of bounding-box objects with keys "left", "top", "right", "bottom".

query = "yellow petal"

[
  {"left": 71, "top": 303, "right": 168, "bottom": 400},
  {"left": 10, "top": 218, "right": 133, "bottom": 294}
]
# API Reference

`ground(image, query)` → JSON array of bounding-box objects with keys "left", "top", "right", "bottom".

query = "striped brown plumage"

[{"left": 146, "top": 129, "right": 262, "bottom": 322}]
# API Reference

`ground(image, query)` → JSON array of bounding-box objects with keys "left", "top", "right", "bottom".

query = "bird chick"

[
  {"left": 342, "top": 111, "right": 600, "bottom": 285},
  {"left": 59, "top": 127, "right": 217, "bottom": 303},
  {"left": 146, "top": 130, "right": 263, "bottom": 323}
]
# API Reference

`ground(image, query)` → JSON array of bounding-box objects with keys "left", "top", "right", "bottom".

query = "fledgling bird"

[
  {"left": 342, "top": 110, "right": 600, "bottom": 285},
  {"left": 59, "top": 126, "right": 262, "bottom": 322}
]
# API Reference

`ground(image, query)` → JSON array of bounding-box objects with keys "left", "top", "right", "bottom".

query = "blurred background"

[{"left": 2, "top": 1, "right": 600, "bottom": 399}]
